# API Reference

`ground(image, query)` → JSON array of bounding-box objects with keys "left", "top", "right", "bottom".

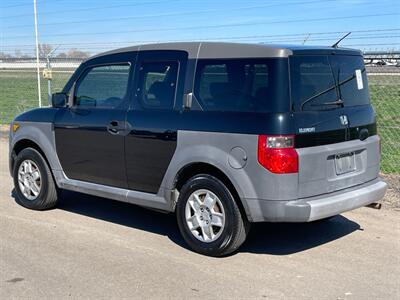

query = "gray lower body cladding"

[{"left": 245, "top": 178, "right": 387, "bottom": 222}]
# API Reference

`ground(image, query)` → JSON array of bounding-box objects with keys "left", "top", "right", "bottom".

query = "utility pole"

[{"left": 33, "top": 0, "right": 42, "bottom": 107}]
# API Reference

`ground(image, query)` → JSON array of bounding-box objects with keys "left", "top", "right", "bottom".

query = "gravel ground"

[
  {"left": 0, "top": 125, "right": 8, "bottom": 140},
  {"left": 381, "top": 174, "right": 400, "bottom": 209}
]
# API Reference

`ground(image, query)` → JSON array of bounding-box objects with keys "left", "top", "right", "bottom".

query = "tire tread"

[
  {"left": 13, "top": 148, "right": 58, "bottom": 210},
  {"left": 177, "top": 174, "right": 250, "bottom": 256}
]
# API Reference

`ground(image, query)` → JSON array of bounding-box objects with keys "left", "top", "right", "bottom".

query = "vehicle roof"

[{"left": 88, "top": 42, "right": 362, "bottom": 61}]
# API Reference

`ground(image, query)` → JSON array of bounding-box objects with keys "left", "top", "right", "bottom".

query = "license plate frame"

[{"left": 335, "top": 152, "right": 356, "bottom": 175}]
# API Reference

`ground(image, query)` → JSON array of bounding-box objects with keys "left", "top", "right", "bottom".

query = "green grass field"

[
  {"left": 0, "top": 70, "right": 71, "bottom": 124},
  {"left": 0, "top": 70, "right": 399, "bottom": 173}
]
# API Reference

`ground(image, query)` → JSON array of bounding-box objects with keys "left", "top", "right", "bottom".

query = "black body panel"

[
  {"left": 54, "top": 108, "right": 128, "bottom": 187},
  {"left": 14, "top": 107, "right": 59, "bottom": 123},
  {"left": 125, "top": 50, "right": 186, "bottom": 193},
  {"left": 125, "top": 111, "right": 178, "bottom": 193},
  {"left": 54, "top": 52, "right": 136, "bottom": 188},
  {"left": 294, "top": 105, "right": 376, "bottom": 148}
]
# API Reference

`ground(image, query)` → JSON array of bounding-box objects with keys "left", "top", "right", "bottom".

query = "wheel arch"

[
  {"left": 11, "top": 139, "right": 50, "bottom": 175},
  {"left": 173, "top": 162, "right": 251, "bottom": 221},
  {"left": 10, "top": 122, "right": 62, "bottom": 179}
]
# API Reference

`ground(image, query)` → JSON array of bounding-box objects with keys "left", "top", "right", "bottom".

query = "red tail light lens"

[{"left": 258, "top": 135, "right": 298, "bottom": 174}]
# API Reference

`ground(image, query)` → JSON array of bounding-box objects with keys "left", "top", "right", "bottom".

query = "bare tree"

[
  {"left": 56, "top": 52, "right": 68, "bottom": 58},
  {"left": 38, "top": 43, "right": 53, "bottom": 58},
  {"left": 67, "top": 48, "right": 90, "bottom": 58},
  {"left": 0, "top": 52, "right": 12, "bottom": 59},
  {"left": 14, "top": 49, "right": 23, "bottom": 57}
]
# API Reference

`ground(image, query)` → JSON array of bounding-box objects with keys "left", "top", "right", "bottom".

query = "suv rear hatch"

[{"left": 289, "top": 53, "right": 381, "bottom": 198}]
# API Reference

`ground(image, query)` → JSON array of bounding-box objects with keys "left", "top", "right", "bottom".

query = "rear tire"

[
  {"left": 13, "top": 148, "right": 58, "bottom": 210},
  {"left": 176, "top": 174, "right": 250, "bottom": 256}
]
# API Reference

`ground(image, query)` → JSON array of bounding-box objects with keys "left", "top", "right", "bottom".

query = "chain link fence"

[
  {"left": 0, "top": 53, "right": 399, "bottom": 176},
  {"left": 367, "top": 65, "right": 400, "bottom": 176},
  {"left": 0, "top": 57, "right": 79, "bottom": 122}
]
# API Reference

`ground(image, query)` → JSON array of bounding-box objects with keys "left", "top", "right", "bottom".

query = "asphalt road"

[{"left": 0, "top": 136, "right": 399, "bottom": 299}]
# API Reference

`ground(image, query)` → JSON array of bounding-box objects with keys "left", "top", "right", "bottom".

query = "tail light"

[{"left": 258, "top": 135, "right": 298, "bottom": 174}]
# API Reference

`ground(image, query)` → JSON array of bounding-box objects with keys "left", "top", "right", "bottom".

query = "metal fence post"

[{"left": 46, "top": 56, "right": 52, "bottom": 105}]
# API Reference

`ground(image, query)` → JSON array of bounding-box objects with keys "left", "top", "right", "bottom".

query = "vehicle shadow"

[
  {"left": 23, "top": 190, "right": 361, "bottom": 256},
  {"left": 240, "top": 215, "right": 360, "bottom": 255}
]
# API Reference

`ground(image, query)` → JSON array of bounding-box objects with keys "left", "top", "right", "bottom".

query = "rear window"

[
  {"left": 194, "top": 58, "right": 289, "bottom": 112},
  {"left": 290, "top": 55, "right": 369, "bottom": 111},
  {"left": 329, "top": 55, "right": 370, "bottom": 107}
]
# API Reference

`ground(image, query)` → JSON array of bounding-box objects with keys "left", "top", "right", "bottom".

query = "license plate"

[{"left": 335, "top": 152, "right": 356, "bottom": 175}]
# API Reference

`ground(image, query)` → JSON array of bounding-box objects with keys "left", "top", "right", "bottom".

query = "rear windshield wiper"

[
  {"left": 310, "top": 99, "right": 344, "bottom": 107},
  {"left": 300, "top": 84, "right": 336, "bottom": 110}
]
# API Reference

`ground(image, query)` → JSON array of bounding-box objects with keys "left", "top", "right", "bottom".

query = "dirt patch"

[{"left": 380, "top": 173, "right": 400, "bottom": 210}]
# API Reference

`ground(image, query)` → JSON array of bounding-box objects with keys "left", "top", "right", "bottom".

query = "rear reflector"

[{"left": 258, "top": 135, "right": 298, "bottom": 174}]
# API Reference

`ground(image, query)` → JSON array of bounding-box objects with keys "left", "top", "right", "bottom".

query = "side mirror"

[
  {"left": 51, "top": 92, "right": 67, "bottom": 108},
  {"left": 183, "top": 92, "right": 193, "bottom": 110}
]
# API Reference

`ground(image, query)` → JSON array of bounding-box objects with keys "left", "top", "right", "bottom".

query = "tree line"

[{"left": 0, "top": 43, "right": 90, "bottom": 59}]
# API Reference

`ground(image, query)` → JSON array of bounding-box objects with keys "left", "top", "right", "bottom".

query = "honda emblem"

[{"left": 340, "top": 115, "right": 349, "bottom": 126}]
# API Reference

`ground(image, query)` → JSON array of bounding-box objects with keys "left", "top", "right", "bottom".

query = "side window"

[
  {"left": 194, "top": 59, "right": 288, "bottom": 113},
  {"left": 75, "top": 64, "right": 130, "bottom": 108},
  {"left": 198, "top": 64, "right": 229, "bottom": 101},
  {"left": 137, "top": 61, "right": 179, "bottom": 110}
]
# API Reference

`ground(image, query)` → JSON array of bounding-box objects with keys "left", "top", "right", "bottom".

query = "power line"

[
  {"left": 344, "top": 43, "right": 400, "bottom": 46},
  {"left": 3, "top": 29, "right": 399, "bottom": 48},
  {"left": 2, "top": 34, "right": 399, "bottom": 51},
  {"left": 4, "top": 0, "right": 392, "bottom": 21},
  {"left": 2, "top": 0, "right": 340, "bottom": 26},
  {"left": 0, "top": 0, "right": 184, "bottom": 18},
  {"left": 4, "top": 12, "right": 399, "bottom": 40},
  {"left": 0, "top": 0, "right": 87, "bottom": 9}
]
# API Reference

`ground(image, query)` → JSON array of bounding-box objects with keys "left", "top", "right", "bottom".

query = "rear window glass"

[
  {"left": 194, "top": 58, "right": 289, "bottom": 112},
  {"left": 290, "top": 55, "right": 369, "bottom": 111},
  {"left": 329, "top": 55, "right": 370, "bottom": 107}
]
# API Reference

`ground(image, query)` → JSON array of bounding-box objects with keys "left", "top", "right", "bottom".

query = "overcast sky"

[{"left": 1, "top": 0, "right": 399, "bottom": 55}]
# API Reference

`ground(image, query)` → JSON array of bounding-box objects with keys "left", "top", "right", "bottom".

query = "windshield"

[{"left": 290, "top": 55, "right": 370, "bottom": 111}]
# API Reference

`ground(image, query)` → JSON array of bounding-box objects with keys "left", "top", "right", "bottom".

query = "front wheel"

[
  {"left": 13, "top": 148, "right": 59, "bottom": 210},
  {"left": 176, "top": 174, "right": 250, "bottom": 256}
]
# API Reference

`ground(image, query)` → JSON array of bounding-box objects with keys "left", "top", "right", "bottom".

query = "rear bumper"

[{"left": 244, "top": 178, "right": 387, "bottom": 222}]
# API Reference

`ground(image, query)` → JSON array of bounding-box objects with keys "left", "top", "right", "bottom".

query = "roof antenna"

[
  {"left": 332, "top": 32, "right": 351, "bottom": 48},
  {"left": 302, "top": 33, "right": 311, "bottom": 45}
]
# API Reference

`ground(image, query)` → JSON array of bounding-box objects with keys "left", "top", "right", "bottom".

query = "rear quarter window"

[{"left": 194, "top": 58, "right": 289, "bottom": 113}]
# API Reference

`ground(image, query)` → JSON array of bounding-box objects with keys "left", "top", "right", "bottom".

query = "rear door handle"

[{"left": 107, "top": 120, "right": 121, "bottom": 134}]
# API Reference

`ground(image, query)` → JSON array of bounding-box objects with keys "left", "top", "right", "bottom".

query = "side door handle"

[{"left": 107, "top": 120, "right": 121, "bottom": 134}]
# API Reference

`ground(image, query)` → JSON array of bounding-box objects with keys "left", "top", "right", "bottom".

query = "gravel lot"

[{"left": 0, "top": 127, "right": 399, "bottom": 299}]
